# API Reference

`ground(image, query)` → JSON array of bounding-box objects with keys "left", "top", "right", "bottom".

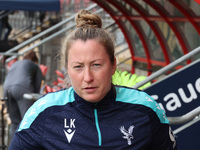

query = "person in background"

[
  {"left": 3, "top": 51, "right": 43, "bottom": 141},
  {"left": 8, "top": 10, "right": 177, "bottom": 149},
  {"left": 0, "top": 10, "right": 12, "bottom": 41}
]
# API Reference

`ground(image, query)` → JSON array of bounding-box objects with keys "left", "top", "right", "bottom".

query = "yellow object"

[{"left": 112, "top": 70, "right": 151, "bottom": 90}]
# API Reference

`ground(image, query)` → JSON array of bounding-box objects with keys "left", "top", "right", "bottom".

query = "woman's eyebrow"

[
  {"left": 72, "top": 59, "right": 104, "bottom": 63},
  {"left": 91, "top": 59, "right": 104, "bottom": 63}
]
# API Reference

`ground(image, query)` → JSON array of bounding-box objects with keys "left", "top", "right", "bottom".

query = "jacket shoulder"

[
  {"left": 18, "top": 87, "right": 75, "bottom": 131},
  {"left": 115, "top": 86, "right": 169, "bottom": 124}
]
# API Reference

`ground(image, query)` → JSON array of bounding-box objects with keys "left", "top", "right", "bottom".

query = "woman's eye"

[
  {"left": 74, "top": 66, "right": 82, "bottom": 69},
  {"left": 93, "top": 64, "right": 101, "bottom": 67}
]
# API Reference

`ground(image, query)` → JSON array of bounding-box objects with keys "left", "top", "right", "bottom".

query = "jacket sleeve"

[
  {"left": 139, "top": 91, "right": 178, "bottom": 150},
  {"left": 8, "top": 99, "right": 45, "bottom": 150},
  {"left": 8, "top": 131, "right": 44, "bottom": 150},
  {"left": 149, "top": 113, "right": 178, "bottom": 150}
]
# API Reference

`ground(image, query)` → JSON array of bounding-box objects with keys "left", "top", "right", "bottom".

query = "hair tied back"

[{"left": 75, "top": 10, "right": 102, "bottom": 28}]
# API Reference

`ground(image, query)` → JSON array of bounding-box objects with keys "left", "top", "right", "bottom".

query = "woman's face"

[{"left": 67, "top": 39, "right": 116, "bottom": 103}]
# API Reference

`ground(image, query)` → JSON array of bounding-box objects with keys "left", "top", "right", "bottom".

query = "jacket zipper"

[{"left": 94, "top": 105, "right": 102, "bottom": 146}]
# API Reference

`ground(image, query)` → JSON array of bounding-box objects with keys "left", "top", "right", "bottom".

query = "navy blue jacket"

[{"left": 9, "top": 86, "right": 177, "bottom": 150}]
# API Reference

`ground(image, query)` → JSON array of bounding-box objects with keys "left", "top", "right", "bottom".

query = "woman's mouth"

[{"left": 83, "top": 87, "right": 97, "bottom": 93}]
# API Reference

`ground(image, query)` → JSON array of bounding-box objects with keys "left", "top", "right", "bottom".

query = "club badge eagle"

[{"left": 120, "top": 125, "right": 135, "bottom": 145}]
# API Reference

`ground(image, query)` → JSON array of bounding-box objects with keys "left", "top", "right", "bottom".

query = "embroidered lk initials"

[
  {"left": 64, "top": 119, "right": 75, "bottom": 128},
  {"left": 64, "top": 119, "right": 76, "bottom": 143}
]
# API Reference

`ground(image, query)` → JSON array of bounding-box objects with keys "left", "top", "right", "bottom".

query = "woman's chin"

[{"left": 83, "top": 95, "right": 102, "bottom": 103}]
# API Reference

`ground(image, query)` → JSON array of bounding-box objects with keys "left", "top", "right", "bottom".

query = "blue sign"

[{"left": 144, "top": 59, "right": 200, "bottom": 150}]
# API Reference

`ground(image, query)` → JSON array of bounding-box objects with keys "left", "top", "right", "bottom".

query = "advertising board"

[{"left": 144, "top": 59, "right": 200, "bottom": 150}]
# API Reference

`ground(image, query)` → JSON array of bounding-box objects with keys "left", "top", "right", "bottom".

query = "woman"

[{"left": 9, "top": 10, "right": 177, "bottom": 149}]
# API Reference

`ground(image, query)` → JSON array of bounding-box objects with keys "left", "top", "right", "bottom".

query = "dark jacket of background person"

[
  {"left": 3, "top": 51, "right": 43, "bottom": 142},
  {"left": 4, "top": 59, "right": 42, "bottom": 92}
]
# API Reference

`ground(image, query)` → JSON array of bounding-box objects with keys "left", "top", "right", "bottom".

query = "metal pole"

[
  {"left": 5, "top": 23, "right": 75, "bottom": 63},
  {"left": 173, "top": 116, "right": 200, "bottom": 135},
  {"left": 0, "top": 53, "right": 19, "bottom": 56},
  {"left": 168, "top": 106, "right": 200, "bottom": 125},
  {"left": 132, "top": 46, "right": 200, "bottom": 89},
  {"left": 5, "top": 15, "right": 114, "bottom": 63},
  {"left": 2, "top": 3, "right": 98, "bottom": 55},
  {"left": 1, "top": 103, "right": 5, "bottom": 150}
]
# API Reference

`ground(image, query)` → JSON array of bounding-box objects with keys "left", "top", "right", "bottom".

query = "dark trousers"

[{"left": 4, "top": 85, "right": 35, "bottom": 140}]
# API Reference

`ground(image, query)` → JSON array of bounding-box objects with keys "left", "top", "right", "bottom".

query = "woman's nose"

[{"left": 83, "top": 68, "right": 94, "bottom": 83}]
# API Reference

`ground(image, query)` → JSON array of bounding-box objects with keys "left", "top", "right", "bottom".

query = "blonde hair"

[{"left": 63, "top": 10, "right": 115, "bottom": 67}]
